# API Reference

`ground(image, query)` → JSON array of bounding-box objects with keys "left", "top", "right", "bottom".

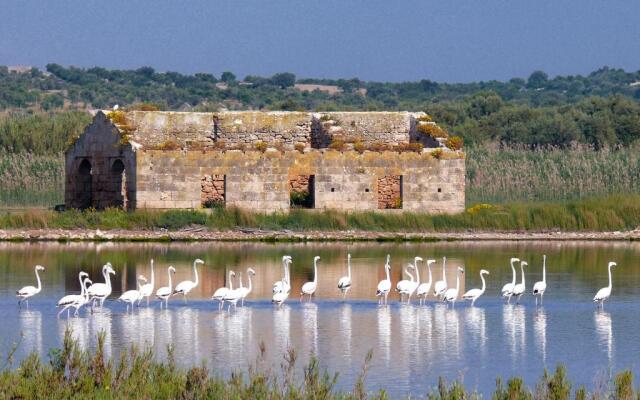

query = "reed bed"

[
  {"left": 0, "top": 331, "right": 637, "bottom": 399},
  {"left": 2, "top": 195, "right": 640, "bottom": 232},
  {"left": 466, "top": 144, "right": 640, "bottom": 204},
  {"left": 0, "top": 152, "right": 64, "bottom": 207}
]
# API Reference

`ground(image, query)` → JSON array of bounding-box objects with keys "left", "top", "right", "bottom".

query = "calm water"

[{"left": 1, "top": 241, "right": 639, "bottom": 396}]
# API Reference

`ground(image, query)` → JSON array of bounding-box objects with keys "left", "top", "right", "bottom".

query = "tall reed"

[{"left": 0, "top": 152, "right": 64, "bottom": 207}]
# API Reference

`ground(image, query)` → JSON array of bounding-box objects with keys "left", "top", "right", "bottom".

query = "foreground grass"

[
  {"left": 1, "top": 332, "right": 638, "bottom": 399},
  {"left": 1, "top": 195, "right": 640, "bottom": 232}
]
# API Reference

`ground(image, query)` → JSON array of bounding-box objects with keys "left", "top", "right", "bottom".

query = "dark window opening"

[
  {"left": 331, "top": 187, "right": 335, "bottom": 193},
  {"left": 201, "top": 174, "right": 226, "bottom": 208},
  {"left": 377, "top": 175, "right": 403, "bottom": 209},
  {"left": 110, "top": 159, "right": 127, "bottom": 209},
  {"left": 290, "top": 175, "right": 315, "bottom": 208},
  {"left": 365, "top": 188, "right": 370, "bottom": 193},
  {"left": 437, "top": 187, "right": 442, "bottom": 193}
]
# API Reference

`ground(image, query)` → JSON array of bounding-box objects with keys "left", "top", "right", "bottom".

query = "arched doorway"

[
  {"left": 77, "top": 159, "right": 93, "bottom": 209},
  {"left": 111, "top": 159, "right": 127, "bottom": 209}
]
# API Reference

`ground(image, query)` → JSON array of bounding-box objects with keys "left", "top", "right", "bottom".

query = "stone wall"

[
  {"left": 312, "top": 112, "right": 415, "bottom": 148},
  {"left": 377, "top": 176, "right": 402, "bottom": 209},
  {"left": 65, "top": 113, "right": 136, "bottom": 210},
  {"left": 134, "top": 150, "right": 465, "bottom": 213},
  {"left": 200, "top": 175, "right": 225, "bottom": 206}
]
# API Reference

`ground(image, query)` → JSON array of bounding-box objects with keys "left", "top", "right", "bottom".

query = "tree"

[
  {"left": 270, "top": 72, "right": 296, "bottom": 88},
  {"left": 527, "top": 70, "right": 549, "bottom": 89},
  {"left": 220, "top": 71, "right": 236, "bottom": 84}
]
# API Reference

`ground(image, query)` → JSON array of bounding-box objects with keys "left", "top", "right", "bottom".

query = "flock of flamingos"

[{"left": 15, "top": 254, "right": 618, "bottom": 317}]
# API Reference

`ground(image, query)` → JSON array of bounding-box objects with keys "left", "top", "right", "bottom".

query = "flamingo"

[
  {"left": 512, "top": 261, "right": 527, "bottom": 303},
  {"left": 463, "top": 269, "right": 490, "bottom": 306},
  {"left": 405, "top": 257, "right": 422, "bottom": 303},
  {"left": 273, "top": 255, "right": 292, "bottom": 294},
  {"left": 337, "top": 254, "right": 352, "bottom": 299},
  {"left": 594, "top": 262, "right": 617, "bottom": 308},
  {"left": 532, "top": 255, "right": 547, "bottom": 306},
  {"left": 87, "top": 263, "right": 116, "bottom": 308},
  {"left": 223, "top": 272, "right": 242, "bottom": 312},
  {"left": 444, "top": 267, "right": 465, "bottom": 307},
  {"left": 139, "top": 259, "right": 155, "bottom": 306},
  {"left": 17, "top": 265, "right": 45, "bottom": 308},
  {"left": 395, "top": 264, "right": 415, "bottom": 303},
  {"left": 119, "top": 275, "right": 146, "bottom": 312},
  {"left": 237, "top": 268, "right": 256, "bottom": 306},
  {"left": 433, "top": 257, "right": 448, "bottom": 299},
  {"left": 56, "top": 271, "right": 89, "bottom": 318},
  {"left": 155, "top": 266, "right": 176, "bottom": 308},
  {"left": 376, "top": 255, "right": 392, "bottom": 305},
  {"left": 71, "top": 278, "right": 93, "bottom": 316},
  {"left": 212, "top": 270, "right": 235, "bottom": 310},
  {"left": 173, "top": 258, "right": 204, "bottom": 302},
  {"left": 301, "top": 256, "right": 320, "bottom": 301},
  {"left": 501, "top": 257, "right": 520, "bottom": 303},
  {"left": 417, "top": 259, "right": 435, "bottom": 305}
]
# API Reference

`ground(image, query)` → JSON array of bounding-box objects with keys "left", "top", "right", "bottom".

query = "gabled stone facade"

[{"left": 65, "top": 111, "right": 465, "bottom": 213}]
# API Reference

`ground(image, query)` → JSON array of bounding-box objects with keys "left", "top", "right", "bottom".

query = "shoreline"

[{"left": 1, "top": 228, "right": 640, "bottom": 242}]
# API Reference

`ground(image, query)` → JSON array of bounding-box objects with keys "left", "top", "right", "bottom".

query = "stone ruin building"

[{"left": 65, "top": 111, "right": 465, "bottom": 213}]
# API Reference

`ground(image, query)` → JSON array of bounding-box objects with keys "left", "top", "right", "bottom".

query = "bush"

[
  {"left": 416, "top": 114, "right": 433, "bottom": 122},
  {"left": 328, "top": 139, "right": 345, "bottom": 151},
  {"left": 417, "top": 123, "right": 449, "bottom": 138},
  {"left": 445, "top": 136, "right": 463, "bottom": 150},
  {"left": 431, "top": 148, "right": 444, "bottom": 159},
  {"left": 353, "top": 141, "right": 365, "bottom": 153},
  {"left": 294, "top": 143, "right": 305, "bottom": 153},
  {"left": 127, "top": 103, "right": 161, "bottom": 111},
  {"left": 156, "top": 140, "right": 181, "bottom": 150},
  {"left": 397, "top": 143, "right": 423, "bottom": 153},
  {"left": 254, "top": 141, "right": 268, "bottom": 152}
]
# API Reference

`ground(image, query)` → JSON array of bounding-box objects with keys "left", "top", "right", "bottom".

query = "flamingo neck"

[
  {"left": 79, "top": 274, "right": 85, "bottom": 296},
  {"left": 385, "top": 265, "right": 390, "bottom": 281},
  {"left": 511, "top": 262, "right": 516, "bottom": 285},
  {"left": 150, "top": 260, "right": 155, "bottom": 286},
  {"left": 239, "top": 273, "right": 244, "bottom": 289},
  {"left": 247, "top": 272, "right": 253, "bottom": 291},
  {"left": 442, "top": 258, "right": 447, "bottom": 283},
  {"left": 542, "top": 256, "right": 546, "bottom": 283},
  {"left": 427, "top": 264, "right": 432, "bottom": 285},
  {"left": 168, "top": 269, "right": 173, "bottom": 291},
  {"left": 406, "top": 268, "right": 414, "bottom": 282},
  {"left": 35, "top": 267, "right": 42, "bottom": 291},
  {"left": 313, "top": 260, "right": 318, "bottom": 284},
  {"left": 520, "top": 265, "right": 525, "bottom": 286},
  {"left": 455, "top": 271, "right": 460, "bottom": 292},
  {"left": 193, "top": 262, "right": 199, "bottom": 288},
  {"left": 608, "top": 264, "right": 613, "bottom": 289},
  {"left": 480, "top": 273, "right": 486, "bottom": 293},
  {"left": 414, "top": 259, "right": 420, "bottom": 284},
  {"left": 104, "top": 267, "right": 112, "bottom": 290},
  {"left": 229, "top": 272, "right": 234, "bottom": 290},
  {"left": 347, "top": 258, "right": 351, "bottom": 279}
]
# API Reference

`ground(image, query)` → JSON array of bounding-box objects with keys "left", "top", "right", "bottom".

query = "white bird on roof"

[{"left": 113, "top": 104, "right": 119, "bottom": 110}]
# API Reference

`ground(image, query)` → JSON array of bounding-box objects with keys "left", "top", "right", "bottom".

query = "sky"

[{"left": 1, "top": 0, "right": 639, "bottom": 83}]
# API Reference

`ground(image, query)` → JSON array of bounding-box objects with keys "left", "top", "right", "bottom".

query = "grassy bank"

[
  {"left": 0, "top": 152, "right": 64, "bottom": 207},
  {"left": 1, "top": 332, "right": 638, "bottom": 399},
  {"left": 2, "top": 196, "right": 640, "bottom": 232}
]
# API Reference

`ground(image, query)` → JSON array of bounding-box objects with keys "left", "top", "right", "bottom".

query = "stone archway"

[{"left": 76, "top": 158, "right": 93, "bottom": 209}]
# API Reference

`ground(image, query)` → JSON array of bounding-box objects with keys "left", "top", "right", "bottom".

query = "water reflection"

[
  {"left": 534, "top": 310, "right": 547, "bottom": 364},
  {"left": 594, "top": 310, "right": 613, "bottom": 365},
  {"left": 466, "top": 306, "right": 487, "bottom": 357},
  {"left": 377, "top": 306, "right": 391, "bottom": 366},
  {"left": 301, "top": 303, "right": 318, "bottom": 355},
  {"left": 19, "top": 310, "right": 42, "bottom": 355},
  {"left": 339, "top": 304, "right": 353, "bottom": 365}
]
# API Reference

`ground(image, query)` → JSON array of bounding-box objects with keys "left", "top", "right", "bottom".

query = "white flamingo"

[
  {"left": 444, "top": 267, "right": 465, "bottom": 307},
  {"left": 463, "top": 269, "right": 489, "bottom": 306},
  {"left": 501, "top": 257, "right": 520, "bottom": 303},
  {"left": 433, "top": 257, "right": 448, "bottom": 299},
  {"left": 301, "top": 256, "right": 320, "bottom": 301},
  {"left": 223, "top": 272, "right": 242, "bottom": 312},
  {"left": 594, "top": 261, "right": 617, "bottom": 308},
  {"left": 272, "top": 262, "right": 290, "bottom": 306},
  {"left": 56, "top": 271, "right": 89, "bottom": 318},
  {"left": 212, "top": 270, "right": 235, "bottom": 310},
  {"left": 512, "top": 261, "right": 527, "bottom": 303},
  {"left": 71, "top": 278, "right": 93, "bottom": 316},
  {"left": 173, "top": 258, "right": 204, "bottom": 302},
  {"left": 396, "top": 264, "right": 415, "bottom": 302},
  {"left": 237, "top": 268, "right": 256, "bottom": 306},
  {"left": 17, "top": 265, "right": 45, "bottom": 308},
  {"left": 337, "top": 254, "right": 352, "bottom": 299},
  {"left": 406, "top": 257, "right": 422, "bottom": 303},
  {"left": 273, "top": 255, "right": 292, "bottom": 294},
  {"left": 532, "top": 255, "right": 547, "bottom": 306},
  {"left": 155, "top": 266, "right": 176, "bottom": 308},
  {"left": 417, "top": 259, "right": 435, "bottom": 305},
  {"left": 376, "top": 255, "right": 392, "bottom": 305},
  {"left": 139, "top": 259, "right": 155, "bottom": 306},
  {"left": 119, "top": 275, "right": 146, "bottom": 312},
  {"left": 87, "top": 263, "right": 116, "bottom": 308}
]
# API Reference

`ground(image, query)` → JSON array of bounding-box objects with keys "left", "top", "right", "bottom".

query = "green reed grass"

[
  {"left": 1, "top": 332, "right": 638, "bottom": 399},
  {"left": 2, "top": 195, "right": 640, "bottom": 232},
  {"left": 0, "top": 152, "right": 64, "bottom": 207}
]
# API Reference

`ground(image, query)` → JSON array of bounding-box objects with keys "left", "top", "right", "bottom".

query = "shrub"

[
  {"left": 431, "top": 148, "right": 444, "bottom": 159},
  {"left": 353, "top": 141, "right": 365, "bottom": 153},
  {"left": 294, "top": 143, "right": 305, "bottom": 153},
  {"left": 445, "top": 136, "right": 463, "bottom": 150},
  {"left": 127, "top": 103, "right": 161, "bottom": 111},
  {"left": 397, "top": 143, "right": 424, "bottom": 153},
  {"left": 328, "top": 139, "right": 345, "bottom": 151},
  {"left": 417, "top": 123, "right": 448, "bottom": 138},
  {"left": 416, "top": 114, "right": 433, "bottom": 122},
  {"left": 156, "top": 140, "right": 181, "bottom": 150},
  {"left": 255, "top": 141, "right": 268, "bottom": 152}
]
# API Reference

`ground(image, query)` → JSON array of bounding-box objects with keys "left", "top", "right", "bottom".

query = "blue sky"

[{"left": 1, "top": 0, "right": 639, "bottom": 82}]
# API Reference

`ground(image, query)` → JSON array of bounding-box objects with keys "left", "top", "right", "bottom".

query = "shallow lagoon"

[{"left": 1, "top": 241, "right": 639, "bottom": 396}]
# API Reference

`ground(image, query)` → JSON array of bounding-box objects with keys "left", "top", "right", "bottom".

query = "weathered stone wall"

[
  {"left": 200, "top": 175, "right": 225, "bottom": 206},
  {"left": 134, "top": 150, "right": 465, "bottom": 213},
  {"left": 377, "top": 176, "right": 402, "bottom": 209},
  {"left": 312, "top": 112, "right": 415, "bottom": 147},
  {"left": 215, "top": 112, "right": 311, "bottom": 150},
  {"left": 65, "top": 112, "right": 136, "bottom": 209}
]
